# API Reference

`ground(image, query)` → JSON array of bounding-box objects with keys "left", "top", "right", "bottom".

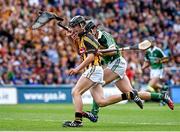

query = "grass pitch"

[{"left": 0, "top": 103, "right": 180, "bottom": 131}]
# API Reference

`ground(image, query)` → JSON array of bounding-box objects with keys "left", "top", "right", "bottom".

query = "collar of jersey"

[
  {"left": 97, "top": 30, "right": 103, "bottom": 39},
  {"left": 149, "top": 46, "right": 157, "bottom": 52}
]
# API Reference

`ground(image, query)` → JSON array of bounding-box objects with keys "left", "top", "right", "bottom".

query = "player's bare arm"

[
  {"left": 99, "top": 45, "right": 117, "bottom": 56},
  {"left": 68, "top": 53, "right": 95, "bottom": 75},
  {"left": 142, "top": 61, "right": 150, "bottom": 70}
]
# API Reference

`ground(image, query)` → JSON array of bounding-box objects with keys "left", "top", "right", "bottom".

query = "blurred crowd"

[{"left": 0, "top": 0, "right": 179, "bottom": 86}]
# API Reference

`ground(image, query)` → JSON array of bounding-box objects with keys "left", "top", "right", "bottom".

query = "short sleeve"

[{"left": 83, "top": 34, "right": 99, "bottom": 54}]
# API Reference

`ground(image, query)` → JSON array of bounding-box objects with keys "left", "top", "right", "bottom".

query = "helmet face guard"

[
  {"left": 146, "top": 36, "right": 156, "bottom": 46},
  {"left": 85, "top": 21, "right": 96, "bottom": 32},
  {"left": 69, "top": 16, "right": 86, "bottom": 28}
]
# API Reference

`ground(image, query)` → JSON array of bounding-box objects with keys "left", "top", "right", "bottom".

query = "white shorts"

[
  {"left": 82, "top": 66, "right": 104, "bottom": 84},
  {"left": 107, "top": 56, "right": 127, "bottom": 79},
  {"left": 150, "top": 69, "right": 164, "bottom": 79}
]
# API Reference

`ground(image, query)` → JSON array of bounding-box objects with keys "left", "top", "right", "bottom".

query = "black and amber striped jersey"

[{"left": 79, "top": 33, "right": 101, "bottom": 69}]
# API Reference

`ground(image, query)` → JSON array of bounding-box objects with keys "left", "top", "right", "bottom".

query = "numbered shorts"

[
  {"left": 150, "top": 69, "right": 164, "bottom": 79},
  {"left": 107, "top": 56, "right": 127, "bottom": 79},
  {"left": 82, "top": 66, "right": 104, "bottom": 84}
]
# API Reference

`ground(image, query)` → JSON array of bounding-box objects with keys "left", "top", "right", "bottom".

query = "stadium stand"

[{"left": 0, "top": 0, "right": 179, "bottom": 86}]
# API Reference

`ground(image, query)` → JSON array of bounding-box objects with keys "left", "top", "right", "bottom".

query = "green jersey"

[
  {"left": 145, "top": 46, "right": 165, "bottom": 69},
  {"left": 97, "top": 30, "right": 121, "bottom": 64}
]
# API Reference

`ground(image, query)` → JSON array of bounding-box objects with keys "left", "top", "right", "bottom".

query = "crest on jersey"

[{"left": 79, "top": 47, "right": 86, "bottom": 54}]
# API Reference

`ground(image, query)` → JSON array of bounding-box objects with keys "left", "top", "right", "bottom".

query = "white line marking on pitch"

[
  {"left": 101, "top": 121, "right": 180, "bottom": 126},
  {"left": 2, "top": 118, "right": 180, "bottom": 126}
]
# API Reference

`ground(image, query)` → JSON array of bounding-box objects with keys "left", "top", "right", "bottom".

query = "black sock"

[
  {"left": 75, "top": 112, "right": 82, "bottom": 123},
  {"left": 122, "top": 91, "right": 137, "bottom": 100},
  {"left": 130, "top": 91, "right": 134, "bottom": 100},
  {"left": 122, "top": 93, "right": 128, "bottom": 100}
]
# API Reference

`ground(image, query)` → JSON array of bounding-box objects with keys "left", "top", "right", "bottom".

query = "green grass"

[{"left": 0, "top": 103, "right": 180, "bottom": 131}]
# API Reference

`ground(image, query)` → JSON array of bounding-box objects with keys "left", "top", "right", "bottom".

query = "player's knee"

[{"left": 71, "top": 88, "right": 80, "bottom": 97}]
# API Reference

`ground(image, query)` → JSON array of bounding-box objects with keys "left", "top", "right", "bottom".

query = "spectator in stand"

[{"left": 0, "top": 0, "right": 179, "bottom": 85}]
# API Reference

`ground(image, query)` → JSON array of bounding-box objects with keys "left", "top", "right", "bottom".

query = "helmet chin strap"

[{"left": 80, "top": 23, "right": 85, "bottom": 29}]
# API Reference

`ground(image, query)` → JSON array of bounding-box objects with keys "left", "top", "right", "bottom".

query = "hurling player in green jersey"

[
  {"left": 82, "top": 21, "right": 174, "bottom": 123},
  {"left": 142, "top": 37, "right": 168, "bottom": 93}
]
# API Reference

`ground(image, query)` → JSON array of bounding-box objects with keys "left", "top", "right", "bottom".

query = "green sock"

[
  {"left": 151, "top": 93, "right": 163, "bottom": 101},
  {"left": 91, "top": 100, "right": 99, "bottom": 116},
  {"left": 162, "top": 85, "right": 168, "bottom": 91}
]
